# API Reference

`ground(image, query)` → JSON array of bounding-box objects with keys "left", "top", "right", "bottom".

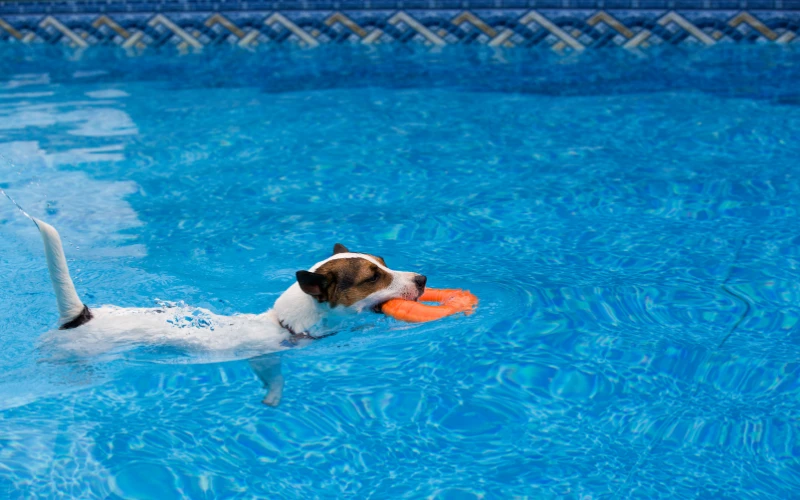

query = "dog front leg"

[{"left": 249, "top": 354, "right": 284, "bottom": 407}]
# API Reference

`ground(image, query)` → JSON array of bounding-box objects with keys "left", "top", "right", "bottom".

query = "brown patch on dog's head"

[
  {"left": 296, "top": 256, "right": 392, "bottom": 308},
  {"left": 331, "top": 243, "right": 387, "bottom": 266}
]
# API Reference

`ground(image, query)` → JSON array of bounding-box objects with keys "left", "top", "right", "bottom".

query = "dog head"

[{"left": 295, "top": 243, "right": 426, "bottom": 313}]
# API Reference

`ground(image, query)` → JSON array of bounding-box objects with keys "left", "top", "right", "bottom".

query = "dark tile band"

[{"left": 0, "top": 3, "right": 797, "bottom": 52}]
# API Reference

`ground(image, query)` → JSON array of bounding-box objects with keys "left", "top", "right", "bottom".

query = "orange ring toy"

[{"left": 381, "top": 288, "right": 478, "bottom": 323}]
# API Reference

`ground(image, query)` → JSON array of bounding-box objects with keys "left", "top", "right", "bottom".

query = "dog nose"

[{"left": 414, "top": 275, "right": 427, "bottom": 289}]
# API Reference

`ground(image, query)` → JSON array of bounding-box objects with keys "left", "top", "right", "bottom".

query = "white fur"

[
  {"left": 36, "top": 231, "right": 420, "bottom": 358},
  {"left": 39, "top": 304, "right": 288, "bottom": 361},
  {"left": 34, "top": 218, "right": 85, "bottom": 324},
  {"left": 272, "top": 252, "right": 421, "bottom": 334}
]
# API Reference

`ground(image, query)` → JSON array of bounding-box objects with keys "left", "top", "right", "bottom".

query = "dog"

[{"left": 32, "top": 218, "right": 426, "bottom": 406}]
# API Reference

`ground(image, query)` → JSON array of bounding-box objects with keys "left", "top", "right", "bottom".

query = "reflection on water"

[
  {"left": 0, "top": 80, "right": 147, "bottom": 411},
  {"left": 1, "top": 47, "right": 799, "bottom": 498}
]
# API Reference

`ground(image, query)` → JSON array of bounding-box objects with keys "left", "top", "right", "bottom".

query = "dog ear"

[
  {"left": 296, "top": 271, "right": 329, "bottom": 301},
  {"left": 333, "top": 243, "right": 349, "bottom": 255}
]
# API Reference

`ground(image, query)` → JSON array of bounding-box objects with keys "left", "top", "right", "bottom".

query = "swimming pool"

[{"left": 1, "top": 45, "right": 799, "bottom": 498}]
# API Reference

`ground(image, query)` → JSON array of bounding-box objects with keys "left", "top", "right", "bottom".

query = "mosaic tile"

[{"left": 0, "top": 2, "right": 798, "bottom": 52}]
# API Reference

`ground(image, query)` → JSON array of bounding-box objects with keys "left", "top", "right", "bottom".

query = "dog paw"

[{"left": 262, "top": 392, "right": 282, "bottom": 407}]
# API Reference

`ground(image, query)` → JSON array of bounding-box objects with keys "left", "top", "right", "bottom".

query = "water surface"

[{"left": 1, "top": 46, "right": 799, "bottom": 498}]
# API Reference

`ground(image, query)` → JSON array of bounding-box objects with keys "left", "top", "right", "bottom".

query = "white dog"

[{"left": 32, "top": 218, "right": 426, "bottom": 406}]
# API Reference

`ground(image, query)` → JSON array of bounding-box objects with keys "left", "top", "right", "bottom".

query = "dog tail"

[{"left": 33, "top": 218, "right": 93, "bottom": 329}]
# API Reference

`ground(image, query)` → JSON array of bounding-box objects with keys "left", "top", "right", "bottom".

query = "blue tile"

[
  {"left": 337, "top": 0, "right": 371, "bottom": 8},
  {"left": 401, "top": 0, "right": 434, "bottom": 9},
  {"left": 635, "top": 0, "right": 673, "bottom": 8},
  {"left": 744, "top": 0, "right": 778, "bottom": 9},
  {"left": 0, "top": 0, "right": 798, "bottom": 53},
  {"left": 705, "top": 1, "right": 746, "bottom": 8},
  {"left": 423, "top": 0, "right": 462, "bottom": 8},
  {"left": 533, "top": 0, "right": 571, "bottom": 7},
  {"left": 674, "top": 0, "right": 709, "bottom": 8},
  {"left": 570, "top": 0, "right": 604, "bottom": 8},
  {"left": 498, "top": 0, "right": 532, "bottom": 8}
]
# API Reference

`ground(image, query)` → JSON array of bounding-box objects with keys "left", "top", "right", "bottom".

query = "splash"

[{"left": 0, "top": 153, "right": 38, "bottom": 226}]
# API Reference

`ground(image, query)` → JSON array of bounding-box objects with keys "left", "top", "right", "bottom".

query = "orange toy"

[{"left": 381, "top": 288, "right": 478, "bottom": 323}]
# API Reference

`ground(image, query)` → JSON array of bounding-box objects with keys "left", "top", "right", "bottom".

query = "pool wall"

[{"left": 0, "top": 1, "right": 798, "bottom": 52}]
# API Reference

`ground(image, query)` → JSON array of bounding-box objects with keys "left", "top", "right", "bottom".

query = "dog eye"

[{"left": 367, "top": 272, "right": 379, "bottom": 283}]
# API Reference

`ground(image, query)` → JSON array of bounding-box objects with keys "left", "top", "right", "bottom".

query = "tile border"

[
  {"left": 3, "top": 2, "right": 800, "bottom": 14},
  {"left": 0, "top": 2, "right": 798, "bottom": 52}
]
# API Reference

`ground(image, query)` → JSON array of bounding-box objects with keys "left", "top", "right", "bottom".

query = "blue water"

[{"left": 1, "top": 46, "right": 799, "bottom": 498}]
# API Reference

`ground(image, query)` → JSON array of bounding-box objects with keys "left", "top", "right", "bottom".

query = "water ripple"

[{"left": 2, "top": 47, "right": 800, "bottom": 498}]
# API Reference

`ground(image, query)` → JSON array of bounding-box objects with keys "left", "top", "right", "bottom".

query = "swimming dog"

[{"left": 32, "top": 218, "right": 426, "bottom": 406}]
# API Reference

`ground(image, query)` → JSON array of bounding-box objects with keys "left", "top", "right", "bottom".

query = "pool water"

[{"left": 1, "top": 46, "right": 799, "bottom": 498}]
